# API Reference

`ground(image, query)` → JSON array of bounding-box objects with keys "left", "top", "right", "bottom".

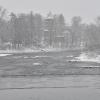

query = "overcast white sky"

[{"left": 0, "top": 0, "right": 100, "bottom": 23}]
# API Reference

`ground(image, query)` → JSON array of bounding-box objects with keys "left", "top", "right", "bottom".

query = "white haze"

[{"left": 0, "top": 0, "right": 100, "bottom": 23}]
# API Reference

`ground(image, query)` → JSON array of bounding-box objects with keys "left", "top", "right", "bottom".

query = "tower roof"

[{"left": 45, "top": 12, "right": 53, "bottom": 20}]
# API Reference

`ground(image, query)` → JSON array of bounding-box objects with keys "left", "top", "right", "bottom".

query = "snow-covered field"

[
  {"left": 0, "top": 48, "right": 69, "bottom": 54},
  {"left": 70, "top": 52, "right": 100, "bottom": 63},
  {"left": 0, "top": 49, "right": 41, "bottom": 54},
  {"left": 0, "top": 54, "right": 12, "bottom": 57}
]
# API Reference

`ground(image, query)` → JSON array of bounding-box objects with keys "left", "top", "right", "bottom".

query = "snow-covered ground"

[
  {"left": 0, "top": 48, "right": 67, "bottom": 54},
  {"left": 0, "top": 54, "right": 12, "bottom": 57},
  {"left": 71, "top": 52, "right": 100, "bottom": 63},
  {"left": 0, "top": 49, "right": 41, "bottom": 54}
]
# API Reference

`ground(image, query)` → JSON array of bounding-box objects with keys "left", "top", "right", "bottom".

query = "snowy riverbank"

[
  {"left": 72, "top": 52, "right": 100, "bottom": 63},
  {"left": 0, "top": 48, "right": 70, "bottom": 54}
]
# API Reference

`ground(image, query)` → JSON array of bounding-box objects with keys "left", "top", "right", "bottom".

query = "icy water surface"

[
  {"left": 1, "top": 52, "right": 100, "bottom": 100},
  {"left": 0, "top": 51, "right": 100, "bottom": 89}
]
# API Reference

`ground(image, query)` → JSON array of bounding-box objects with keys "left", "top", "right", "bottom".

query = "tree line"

[{"left": 0, "top": 6, "right": 100, "bottom": 50}]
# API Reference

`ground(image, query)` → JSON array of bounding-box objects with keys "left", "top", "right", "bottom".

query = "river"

[{"left": 0, "top": 52, "right": 100, "bottom": 100}]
